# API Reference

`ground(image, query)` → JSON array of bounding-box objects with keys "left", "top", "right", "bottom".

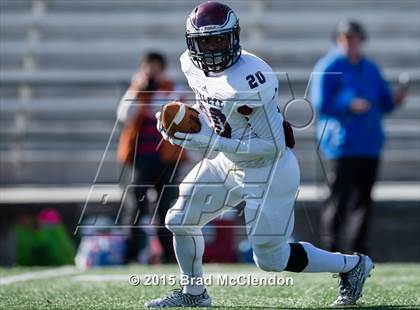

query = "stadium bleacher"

[
  {"left": 0, "top": 0, "right": 419, "bottom": 185},
  {"left": 0, "top": 0, "right": 419, "bottom": 266}
]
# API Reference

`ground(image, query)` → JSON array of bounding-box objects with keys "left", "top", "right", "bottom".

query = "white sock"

[
  {"left": 182, "top": 281, "right": 205, "bottom": 295},
  {"left": 341, "top": 254, "right": 360, "bottom": 273},
  {"left": 300, "top": 242, "right": 360, "bottom": 273},
  {"left": 173, "top": 234, "right": 205, "bottom": 295}
]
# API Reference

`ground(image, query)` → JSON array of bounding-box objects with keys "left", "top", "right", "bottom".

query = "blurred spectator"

[
  {"left": 117, "top": 52, "right": 187, "bottom": 263},
  {"left": 310, "top": 20, "right": 407, "bottom": 254},
  {"left": 14, "top": 209, "right": 75, "bottom": 266},
  {"left": 75, "top": 215, "right": 126, "bottom": 268}
]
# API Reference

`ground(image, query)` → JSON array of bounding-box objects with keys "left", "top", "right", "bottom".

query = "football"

[{"left": 161, "top": 101, "right": 201, "bottom": 136}]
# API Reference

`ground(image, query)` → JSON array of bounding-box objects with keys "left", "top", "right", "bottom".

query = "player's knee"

[
  {"left": 164, "top": 211, "right": 175, "bottom": 233},
  {"left": 165, "top": 198, "right": 199, "bottom": 235},
  {"left": 165, "top": 211, "right": 184, "bottom": 234},
  {"left": 252, "top": 242, "right": 290, "bottom": 272},
  {"left": 253, "top": 254, "right": 275, "bottom": 272},
  {"left": 165, "top": 199, "right": 185, "bottom": 234}
]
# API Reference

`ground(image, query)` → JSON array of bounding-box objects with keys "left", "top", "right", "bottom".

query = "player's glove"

[
  {"left": 156, "top": 110, "right": 217, "bottom": 150},
  {"left": 155, "top": 111, "right": 177, "bottom": 145},
  {"left": 171, "top": 131, "right": 218, "bottom": 150},
  {"left": 169, "top": 111, "right": 217, "bottom": 150}
]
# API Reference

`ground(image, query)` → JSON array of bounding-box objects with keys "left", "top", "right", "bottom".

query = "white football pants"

[{"left": 165, "top": 149, "right": 300, "bottom": 278}]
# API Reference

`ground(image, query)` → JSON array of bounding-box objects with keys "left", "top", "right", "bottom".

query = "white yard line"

[
  {"left": 0, "top": 266, "right": 80, "bottom": 286},
  {"left": 73, "top": 271, "right": 276, "bottom": 282},
  {"left": 73, "top": 274, "right": 128, "bottom": 282}
]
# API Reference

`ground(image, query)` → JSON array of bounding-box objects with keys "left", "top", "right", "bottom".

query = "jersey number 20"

[{"left": 246, "top": 71, "right": 266, "bottom": 89}]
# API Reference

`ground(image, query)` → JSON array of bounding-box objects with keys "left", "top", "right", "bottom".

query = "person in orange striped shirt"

[{"left": 117, "top": 52, "right": 187, "bottom": 263}]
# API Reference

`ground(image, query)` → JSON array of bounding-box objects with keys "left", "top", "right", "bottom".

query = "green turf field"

[{"left": 0, "top": 263, "right": 419, "bottom": 309}]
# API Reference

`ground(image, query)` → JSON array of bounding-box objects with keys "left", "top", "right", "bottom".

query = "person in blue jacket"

[{"left": 310, "top": 20, "right": 407, "bottom": 253}]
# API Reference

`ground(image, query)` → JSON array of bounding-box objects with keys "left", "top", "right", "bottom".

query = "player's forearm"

[
  {"left": 224, "top": 102, "right": 286, "bottom": 156},
  {"left": 216, "top": 136, "right": 281, "bottom": 157}
]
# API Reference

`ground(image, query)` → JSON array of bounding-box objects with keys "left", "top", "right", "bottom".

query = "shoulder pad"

[{"left": 227, "top": 52, "right": 278, "bottom": 107}]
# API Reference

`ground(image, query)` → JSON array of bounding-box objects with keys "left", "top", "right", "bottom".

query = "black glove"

[{"left": 283, "top": 120, "right": 295, "bottom": 149}]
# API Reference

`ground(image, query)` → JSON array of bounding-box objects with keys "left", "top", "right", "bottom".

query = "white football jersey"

[{"left": 180, "top": 50, "right": 286, "bottom": 167}]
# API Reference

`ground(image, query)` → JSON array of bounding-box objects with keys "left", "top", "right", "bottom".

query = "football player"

[{"left": 145, "top": 2, "right": 373, "bottom": 307}]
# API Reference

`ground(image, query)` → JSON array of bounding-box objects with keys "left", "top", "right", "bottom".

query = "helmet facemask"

[{"left": 186, "top": 24, "right": 241, "bottom": 73}]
